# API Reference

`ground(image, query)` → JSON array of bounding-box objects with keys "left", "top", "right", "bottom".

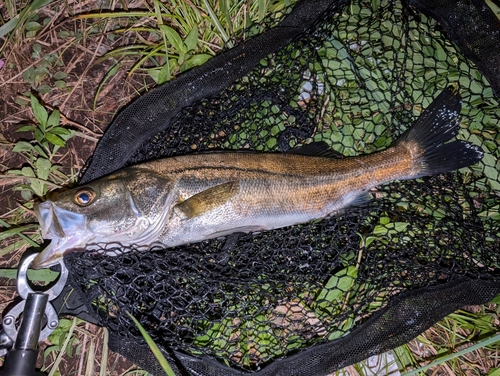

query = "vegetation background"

[{"left": 0, "top": 0, "right": 499, "bottom": 375}]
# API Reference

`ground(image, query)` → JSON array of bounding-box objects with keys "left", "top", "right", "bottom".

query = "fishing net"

[{"left": 53, "top": 0, "right": 500, "bottom": 374}]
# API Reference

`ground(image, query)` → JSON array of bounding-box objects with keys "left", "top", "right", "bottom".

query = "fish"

[{"left": 31, "top": 89, "right": 483, "bottom": 269}]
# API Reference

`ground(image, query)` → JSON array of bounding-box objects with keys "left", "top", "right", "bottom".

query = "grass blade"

[
  {"left": 0, "top": 268, "right": 59, "bottom": 282},
  {"left": 202, "top": 0, "right": 232, "bottom": 47},
  {"left": 127, "top": 312, "right": 176, "bottom": 376},
  {"left": 401, "top": 333, "right": 500, "bottom": 376},
  {"left": 47, "top": 317, "right": 78, "bottom": 376}
]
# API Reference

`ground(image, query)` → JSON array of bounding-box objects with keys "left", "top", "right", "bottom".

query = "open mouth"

[
  {"left": 33, "top": 201, "right": 88, "bottom": 269},
  {"left": 35, "top": 201, "right": 87, "bottom": 239}
]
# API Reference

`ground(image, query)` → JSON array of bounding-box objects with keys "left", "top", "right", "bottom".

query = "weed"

[
  {"left": 6, "top": 94, "right": 76, "bottom": 200},
  {"left": 0, "top": 0, "right": 55, "bottom": 51}
]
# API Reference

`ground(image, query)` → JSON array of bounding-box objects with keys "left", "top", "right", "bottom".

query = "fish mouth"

[
  {"left": 33, "top": 201, "right": 88, "bottom": 269},
  {"left": 35, "top": 201, "right": 87, "bottom": 239}
]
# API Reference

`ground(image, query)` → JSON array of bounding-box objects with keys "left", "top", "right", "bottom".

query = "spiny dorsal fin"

[
  {"left": 287, "top": 141, "right": 344, "bottom": 158},
  {"left": 176, "top": 181, "right": 239, "bottom": 219}
]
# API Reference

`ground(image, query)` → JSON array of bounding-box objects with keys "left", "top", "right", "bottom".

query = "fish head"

[{"left": 32, "top": 167, "right": 174, "bottom": 269}]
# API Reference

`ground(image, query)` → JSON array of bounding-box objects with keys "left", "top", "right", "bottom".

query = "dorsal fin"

[{"left": 287, "top": 142, "right": 344, "bottom": 158}]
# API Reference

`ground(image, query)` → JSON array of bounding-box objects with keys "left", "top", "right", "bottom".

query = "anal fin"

[{"left": 210, "top": 226, "right": 263, "bottom": 238}]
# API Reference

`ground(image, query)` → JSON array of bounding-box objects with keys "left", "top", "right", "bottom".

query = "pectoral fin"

[{"left": 176, "top": 181, "right": 239, "bottom": 219}]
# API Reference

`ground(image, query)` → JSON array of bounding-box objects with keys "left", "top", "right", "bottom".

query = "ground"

[{"left": 0, "top": 1, "right": 155, "bottom": 373}]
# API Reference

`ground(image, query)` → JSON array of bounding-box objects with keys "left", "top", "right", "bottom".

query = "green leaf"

[
  {"left": 45, "top": 133, "right": 66, "bottom": 147},
  {"left": 0, "top": 268, "right": 59, "bottom": 282},
  {"left": 160, "top": 25, "right": 185, "bottom": 54},
  {"left": 17, "top": 125, "right": 36, "bottom": 132},
  {"left": 58, "top": 30, "right": 71, "bottom": 38},
  {"left": 184, "top": 25, "right": 199, "bottom": 52},
  {"left": 21, "top": 189, "right": 33, "bottom": 201},
  {"left": 38, "top": 84, "right": 51, "bottom": 94},
  {"left": 182, "top": 54, "right": 212, "bottom": 70},
  {"left": 148, "top": 64, "right": 170, "bottom": 85},
  {"left": 487, "top": 367, "right": 500, "bottom": 376},
  {"left": 12, "top": 141, "right": 35, "bottom": 153},
  {"left": 33, "top": 66, "right": 50, "bottom": 76},
  {"left": 55, "top": 80, "right": 66, "bottom": 89},
  {"left": 316, "top": 266, "right": 358, "bottom": 305},
  {"left": 0, "top": 225, "right": 38, "bottom": 242},
  {"left": 33, "top": 129, "right": 45, "bottom": 144},
  {"left": 53, "top": 72, "right": 68, "bottom": 80},
  {"left": 21, "top": 166, "right": 36, "bottom": 177},
  {"left": 6, "top": 169, "right": 24, "bottom": 176},
  {"left": 30, "top": 179, "right": 46, "bottom": 197},
  {"left": 32, "top": 43, "right": 42, "bottom": 59},
  {"left": 25, "top": 21, "right": 41, "bottom": 31},
  {"left": 22, "top": 67, "right": 36, "bottom": 84},
  {"left": 35, "top": 158, "right": 51, "bottom": 180},
  {"left": 30, "top": 94, "right": 48, "bottom": 128},
  {"left": 0, "top": 17, "right": 19, "bottom": 39},
  {"left": 34, "top": 144, "right": 49, "bottom": 158},
  {"left": 47, "top": 110, "right": 60, "bottom": 129},
  {"left": 49, "top": 127, "right": 70, "bottom": 136}
]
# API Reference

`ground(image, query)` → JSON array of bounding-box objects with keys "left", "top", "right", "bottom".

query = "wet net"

[{"left": 55, "top": 0, "right": 500, "bottom": 374}]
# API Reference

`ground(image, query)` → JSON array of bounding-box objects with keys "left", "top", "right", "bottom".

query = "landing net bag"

[{"left": 55, "top": 0, "right": 500, "bottom": 374}]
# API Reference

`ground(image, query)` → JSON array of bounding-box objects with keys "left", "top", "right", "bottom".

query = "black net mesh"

[{"left": 57, "top": 0, "right": 500, "bottom": 374}]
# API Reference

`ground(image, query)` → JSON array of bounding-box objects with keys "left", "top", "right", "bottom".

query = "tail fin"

[{"left": 397, "top": 88, "right": 483, "bottom": 178}]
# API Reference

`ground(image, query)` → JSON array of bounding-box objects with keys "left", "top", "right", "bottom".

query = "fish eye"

[{"left": 74, "top": 188, "right": 95, "bottom": 206}]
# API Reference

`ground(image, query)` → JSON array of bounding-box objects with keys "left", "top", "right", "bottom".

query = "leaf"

[
  {"left": 30, "top": 179, "right": 46, "bottom": 197},
  {"left": 21, "top": 166, "right": 35, "bottom": 177},
  {"left": 53, "top": 72, "right": 68, "bottom": 80},
  {"left": 22, "top": 67, "right": 36, "bottom": 84},
  {"left": 182, "top": 54, "right": 212, "bottom": 70},
  {"left": 57, "top": 30, "right": 71, "bottom": 39},
  {"left": 184, "top": 25, "right": 199, "bottom": 52},
  {"left": 17, "top": 125, "right": 36, "bottom": 132},
  {"left": 488, "top": 368, "right": 500, "bottom": 376},
  {"left": 30, "top": 94, "right": 48, "bottom": 128},
  {"left": 0, "top": 225, "right": 38, "bottom": 241},
  {"left": 32, "top": 43, "right": 42, "bottom": 59},
  {"left": 47, "top": 109, "right": 60, "bottom": 129},
  {"left": 38, "top": 84, "right": 52, "bottom": 94},
  {"left": 160, "top": 25, "right": 186, "bottom": 54},
  {"left": 25, "top": 21, "right": 41, "bottom": 31},
  {"left": 49, "top": 127, "right": 70, "bottom": 136},
  {"left": 148, "top": 64, "right": 170, "bottom": 85},
  {"left": 34, "top": 144, "right": 49, "bottom": 158},
  {"left": 316, "top": 266, "right": 358, "bottom": 305},
  {"left": 45, "top": 133, "right": 66, "bottom": 147},
  {"left": 35, "top": 158, "right": 51, "bottom": 180},
  {"left": 12, "top": 141, "right": 35, "bottom": 153},
  {"left": 0, "top": 268, "right": 59, "bottom": 282},
  {"left": 6, "top": 169, "right": 24, "bottom": 176},
  {"left": 34, "top": 129, "right": 45, "bottom": 144},
  {"left": 0, "top": 17, "right": 20, "bottom": 39},
  {"left": 21, "top": 189, "right": 33, "bottom": 201},
  {"left": 43, "top": 345, "right": 60, "bottom": 363}
]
